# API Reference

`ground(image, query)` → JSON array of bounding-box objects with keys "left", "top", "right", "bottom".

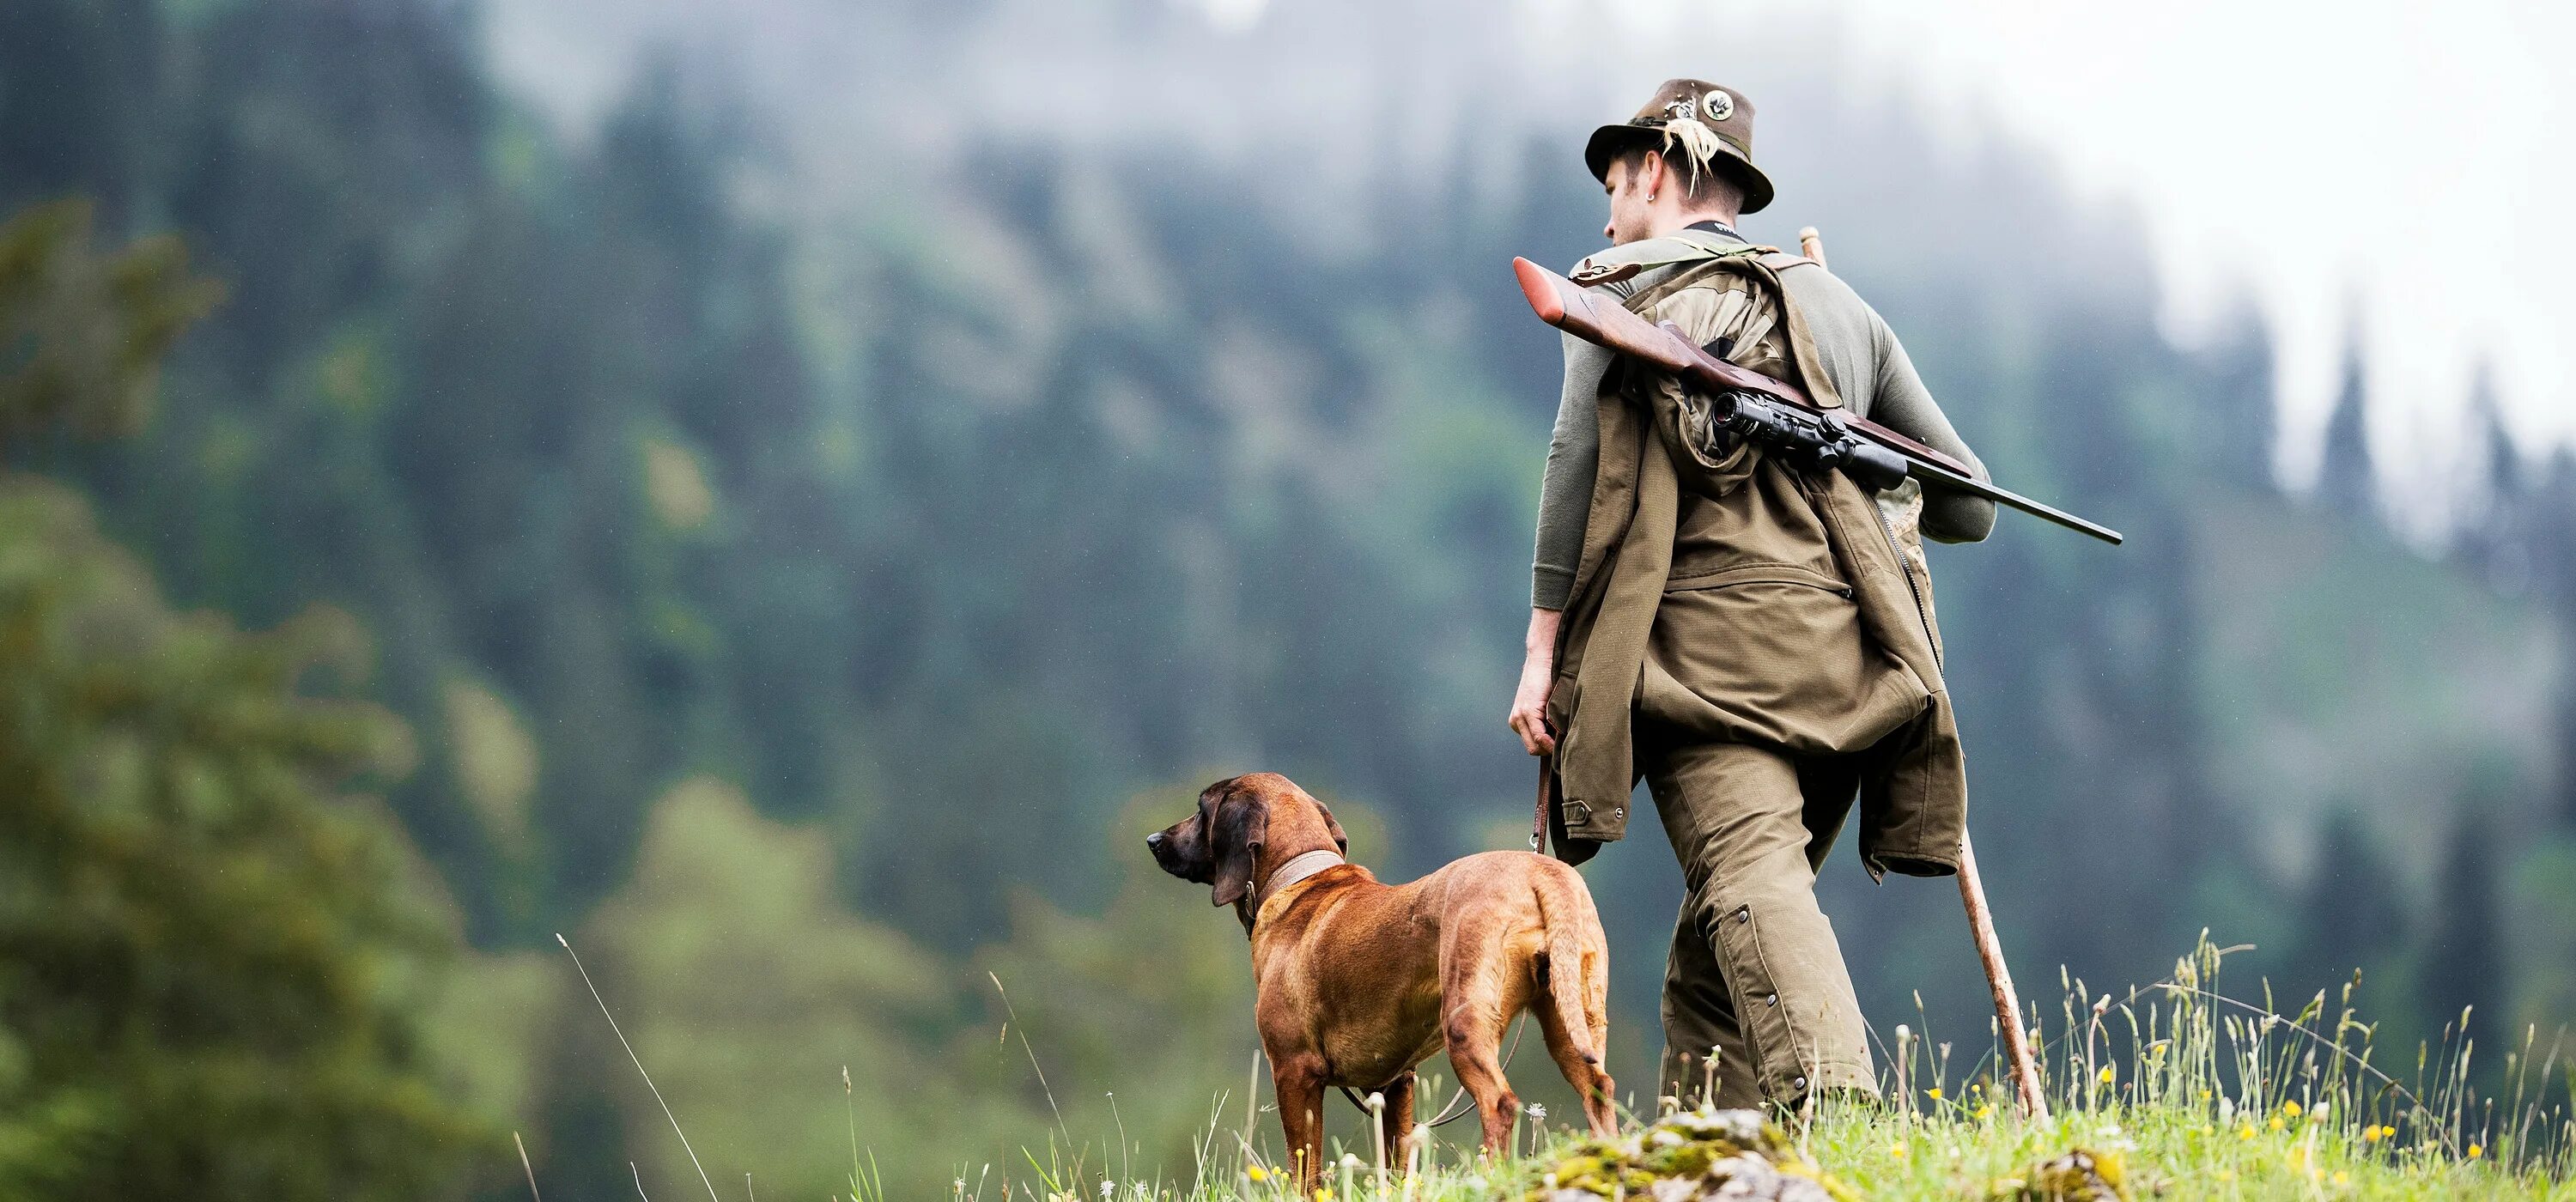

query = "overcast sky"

[
  {"left": 489, "top": 0, "right": 2568, "bottom": 535},
  {"left": 1810, "top": 0, "right": 2572, "bottom": 528},
  {"left": 1502, "top": 0, "right": 2571, "bottom": 534}
]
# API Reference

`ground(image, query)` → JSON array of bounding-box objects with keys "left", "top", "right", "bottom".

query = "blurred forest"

[{"left": 3, "top": 0, "right": 2573, "bottom": 1198}]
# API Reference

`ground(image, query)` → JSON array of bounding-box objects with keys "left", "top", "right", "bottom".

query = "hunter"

[{"left": 1505, "top": 78, "right": 1997, "bottom": 1110}]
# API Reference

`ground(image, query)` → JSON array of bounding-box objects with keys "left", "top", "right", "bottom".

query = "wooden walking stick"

[
  {"left": 1800, "top": 223, "right": 2050, "bottom": 1120},
  {"left": 1959, "top": 835, "right": 2048, "bottom": 1119}
]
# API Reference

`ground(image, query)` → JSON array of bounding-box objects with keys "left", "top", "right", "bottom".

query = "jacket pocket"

[{"left": 1662, "top": 561, "right": 1852, "bottom": 597}]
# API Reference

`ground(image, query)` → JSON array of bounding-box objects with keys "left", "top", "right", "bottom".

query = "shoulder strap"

[{"left": 1569, "top": 230, "right": 1770, "bottom": 282}]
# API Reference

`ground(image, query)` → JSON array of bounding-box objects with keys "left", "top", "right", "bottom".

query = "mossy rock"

[
  {"left": 1528, "top": 1108, "right": 1855, "bottom": 1202},
  {"left": 1989, "top": 1146, "right": 2129, "bottom": 1201}
]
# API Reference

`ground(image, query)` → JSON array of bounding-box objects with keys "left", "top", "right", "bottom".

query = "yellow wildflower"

[
  {"left": 2268, "top": 1117, "right": 2285, "bottom": 1132},
  {"left": 1315, "top": 1188, "right": 1334, "bottom": 1202},
  {"left": 1975, "top": 1105, "right": 1995, "bottom": 1120},
  {"left": 2470, "top": 1144, "right": 2483, "bottom": 1160},
  {"left": 2281, "top": 1100, "right": 2301, "bottom": 1117},
  {"left": 1889, "top": 1143, "right": 1909, "bottom": 1158},
  {"left": 2333, "top": 1172, "right": 2349, "bottom": 1187},
  {"left": 2239, "top": 1124, "right": 2257, "bottom": 1141},
  {"left": 1246, "top": 1166, "right": 1267, "bottom": 1183},
  {"left": 1926, "top": 1088, "right": 1942, "bottom": 1101},
  {"left": 2099, "top": 1065, "right": 2116, "bottom": 1084},
  {"left": 2362, "top": 1125, "right": 2384, "bottom": 1143}
]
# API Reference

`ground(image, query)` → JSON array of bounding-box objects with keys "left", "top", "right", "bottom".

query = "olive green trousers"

[{"left": 1642, "top": 727, "right": 1879, "bottom": 1109}]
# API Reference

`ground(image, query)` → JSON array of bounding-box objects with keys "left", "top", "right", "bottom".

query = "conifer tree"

[
  {"left": 0, "top": 199, "right": 487, "bottom": 1200},
  {"left": 2421, "top": 801, "right": 2505, "bottom": 1046},
  {"left": 2317, "top": 329, "right": 2378, "bottom": 521},
  {"left": 2287, "top": 810, "right": 2406, "bottom": 1007}
]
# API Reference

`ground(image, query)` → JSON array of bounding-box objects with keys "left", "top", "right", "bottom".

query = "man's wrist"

[{"left": 1524, "top": 607, "right": 1563, "bottom": 655}]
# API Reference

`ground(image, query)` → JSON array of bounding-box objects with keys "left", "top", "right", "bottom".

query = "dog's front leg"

[{"left": 1270, "top": 1052, "right": 1328, "bottom": 1193}]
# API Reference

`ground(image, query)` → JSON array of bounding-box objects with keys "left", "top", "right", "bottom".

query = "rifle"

[{"left": 1511, "top": 256, "right": 2122, "bottom": 545}]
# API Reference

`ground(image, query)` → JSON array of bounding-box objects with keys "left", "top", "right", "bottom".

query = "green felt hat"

[{"left": 1583, "top": 79, "right": 1774, "bottom": 214}]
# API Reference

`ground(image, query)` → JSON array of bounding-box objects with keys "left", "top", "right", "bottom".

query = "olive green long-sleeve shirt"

[{"left": 1530, "top": 230, "right": 1994, "bottom": 609}]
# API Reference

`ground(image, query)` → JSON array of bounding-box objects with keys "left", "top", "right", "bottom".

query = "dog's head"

[{"left": 1146, "top": 772, "right": 1347, "bottom": 910}]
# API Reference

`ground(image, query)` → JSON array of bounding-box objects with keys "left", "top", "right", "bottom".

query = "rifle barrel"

[{"left": 1906, "top": 458, "right": 2123, "bottom": 545}]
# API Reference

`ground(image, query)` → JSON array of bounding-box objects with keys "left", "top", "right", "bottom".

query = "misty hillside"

[{"left": 3, "top": 0, "right": 2571, "bottom": 1195}]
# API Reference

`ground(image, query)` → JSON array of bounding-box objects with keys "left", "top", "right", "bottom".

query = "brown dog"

[{"left": 1147, "top": 772, "right": 1615, "bottom": 1187}]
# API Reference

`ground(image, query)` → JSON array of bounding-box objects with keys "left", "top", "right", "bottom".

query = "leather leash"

[{"left": 1530, "top": 752, "right": 1553, "bottom": 852}]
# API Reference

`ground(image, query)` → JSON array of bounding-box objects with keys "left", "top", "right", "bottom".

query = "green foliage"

[
  {"left": 0, "top": 146, "right": 486, "bottom": 1199},
  {"left": 0, "top": 475, "right": 489, "bottom": 1196},
  {"left": 575, "top": 778, "right": 957, "bottom": 1200},
  {"left": 0, "top": 199, "right": 222, "bottom": 448}
]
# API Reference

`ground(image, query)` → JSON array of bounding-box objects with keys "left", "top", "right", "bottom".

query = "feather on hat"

[{"left": 1583, "top": 80, "right": 1775, "bottom": 214}]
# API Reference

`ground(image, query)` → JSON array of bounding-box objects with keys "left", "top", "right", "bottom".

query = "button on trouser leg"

[{"left": 1643, "top": 733, "right": 1876, "bottom": 1109}]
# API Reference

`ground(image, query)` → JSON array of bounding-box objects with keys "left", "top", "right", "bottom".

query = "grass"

[
  {"left": 552, "top": 932, "right": 2573, "bottom": 1199},
  {"left": 846, "top": 938, "right": 2574, "bottom": 1201}
]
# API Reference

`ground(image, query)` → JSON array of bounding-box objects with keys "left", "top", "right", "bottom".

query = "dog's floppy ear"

[
  {"left": 1315, "top": 797, "right": 1348, "bottom": 854},
  {"left": 1209, "top": 793, "right": 1266, "bottom": 908}
]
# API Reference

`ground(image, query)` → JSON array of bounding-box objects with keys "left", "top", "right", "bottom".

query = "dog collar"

[{"left": 1256, "top": 849, "right": 1345, "bottom": 910}]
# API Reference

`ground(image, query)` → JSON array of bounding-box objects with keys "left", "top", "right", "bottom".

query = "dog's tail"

[{"left": 1534, "top": 870, "right": 1601, "bottom": 1066}]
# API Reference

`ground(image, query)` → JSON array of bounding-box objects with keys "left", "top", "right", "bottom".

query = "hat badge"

[
  {"left": 1702, "top": 89, "right": 1735, "bottom": 122},
  {"left": 1665, "top": 96, "right": 1696, "bottom": 122}
]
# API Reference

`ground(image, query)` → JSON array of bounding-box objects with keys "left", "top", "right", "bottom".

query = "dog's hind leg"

[
  {"left": 1533, "top": 869, "right": 1619, "bottom": 1135},
  {"left": 1438, "top": 928, "right": 1524, "bottom": 1156},
  {"left": 1534, "top": 948, "right": 1618, "bottom": 1137}
]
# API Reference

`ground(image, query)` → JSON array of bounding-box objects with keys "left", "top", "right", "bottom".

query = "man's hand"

[{"left": 1508, "top": 608, "right": 1564, "bottom": 756}]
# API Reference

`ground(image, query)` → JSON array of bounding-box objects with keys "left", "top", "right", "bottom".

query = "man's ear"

[
  {"left": 1315, "top": 798, "right": 1347, "bottom": 854},
  {"left": 1210, "top": 796, "right": 1266, "bottom": 908}
]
